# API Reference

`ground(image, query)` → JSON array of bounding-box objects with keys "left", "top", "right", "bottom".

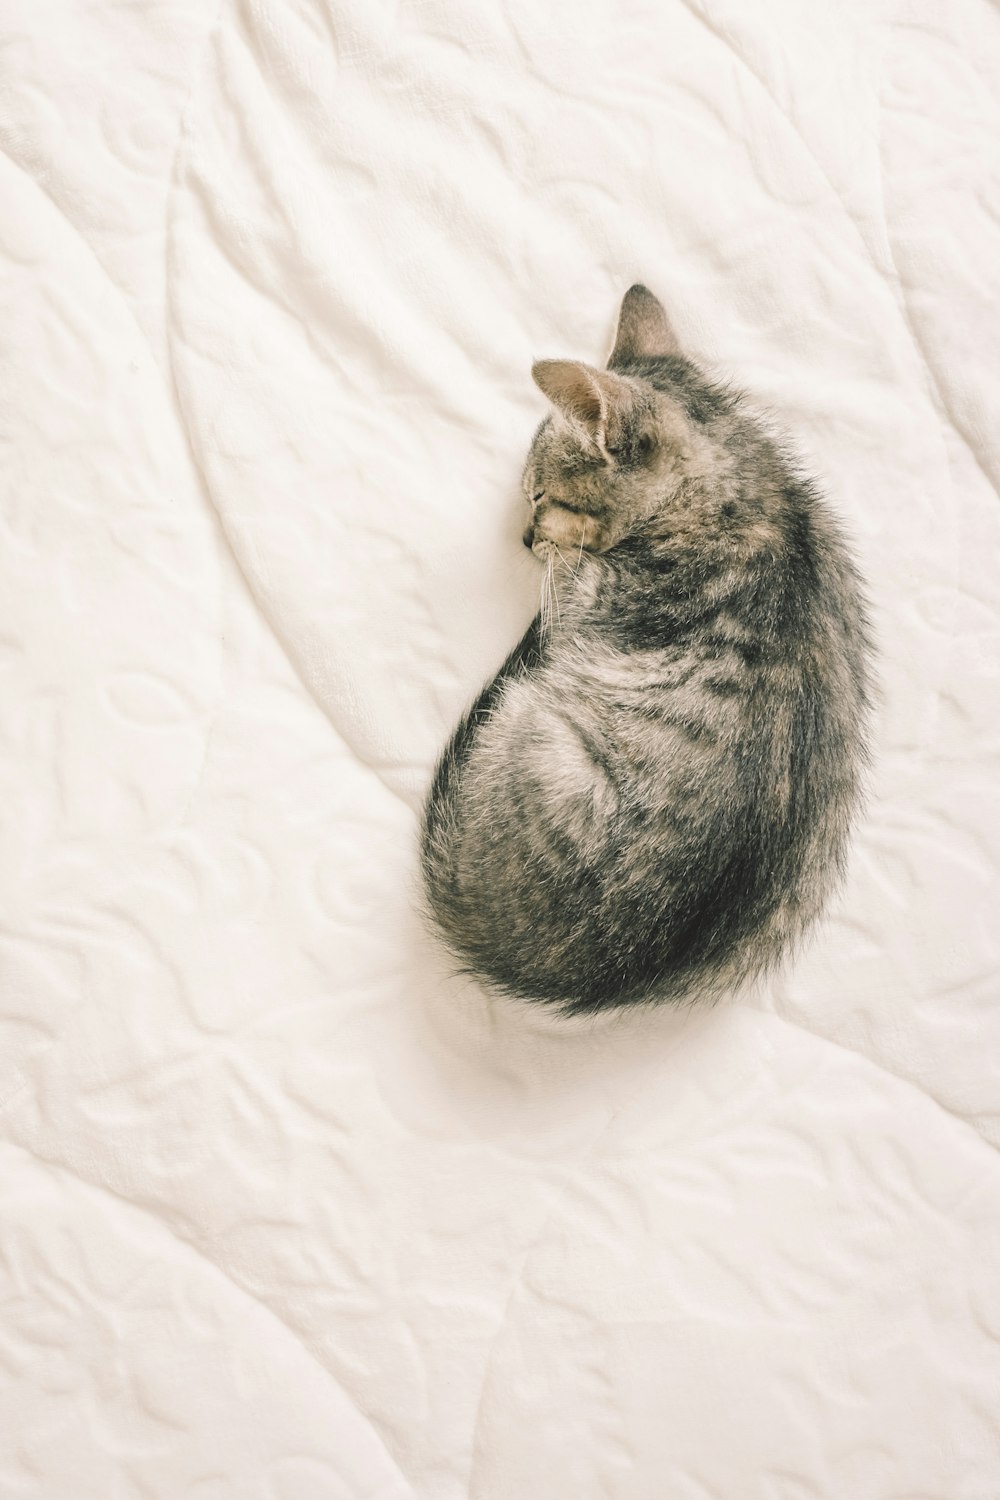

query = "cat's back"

[{"left": 423, "top": 486, "right": 868, "bottom": 1011}]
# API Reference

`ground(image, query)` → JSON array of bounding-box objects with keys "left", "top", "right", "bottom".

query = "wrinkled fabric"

[{"left": 1, "top": 1, "right": 998, "bottom": 1495}]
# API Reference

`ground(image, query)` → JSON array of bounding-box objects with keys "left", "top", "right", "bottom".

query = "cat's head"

[{"left": 522, "top": 284, "right": 712, "bottom": 557}]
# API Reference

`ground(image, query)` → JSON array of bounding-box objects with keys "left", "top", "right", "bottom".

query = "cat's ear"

[
  {"left": 608, "top": 283, "right": 680, "bottom": 366},
  {"left": 531, "top": 359, "right": 634, "bottom": 451}
]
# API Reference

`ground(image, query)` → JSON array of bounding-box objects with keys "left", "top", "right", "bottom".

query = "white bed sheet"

[{"left": 1, "top": 1, "right": 999, "bottom": 1495}]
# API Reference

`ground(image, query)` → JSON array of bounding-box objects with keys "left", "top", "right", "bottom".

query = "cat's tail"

[{"left": 420, "top": 615, "right": 544, "bottom": 952}]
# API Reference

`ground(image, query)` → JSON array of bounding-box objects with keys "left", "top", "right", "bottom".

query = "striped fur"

[{"left": 421, "top": 286, "right": 873, "bottom": 1013}]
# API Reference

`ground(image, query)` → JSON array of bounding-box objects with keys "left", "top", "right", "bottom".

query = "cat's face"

[
  {"left": 521, "top": 389, "right": 667, "bottom": 557},
  {"left": 521, "top": 284, "right": 697, "bottom": 559}
]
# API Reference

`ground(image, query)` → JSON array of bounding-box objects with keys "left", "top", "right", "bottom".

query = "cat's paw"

[{"left": 529, "top": 504, "right": 607, "bottom": 557}]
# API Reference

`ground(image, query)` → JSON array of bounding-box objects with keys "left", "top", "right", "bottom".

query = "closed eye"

[{"left": 532, "top": 490, "right": 545, "bottom": 503}]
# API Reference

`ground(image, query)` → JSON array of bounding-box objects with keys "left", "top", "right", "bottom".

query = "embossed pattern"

[{"left": 1, "top": 1, "right": 999, "bottom": 1495}]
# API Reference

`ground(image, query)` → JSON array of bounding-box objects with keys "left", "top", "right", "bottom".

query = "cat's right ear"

[
  {"left": 531, "top": 359, "right": 635, "bottom": 454},
  {"left": 608, "top": 284, "right": 680, "bottom": 366}
]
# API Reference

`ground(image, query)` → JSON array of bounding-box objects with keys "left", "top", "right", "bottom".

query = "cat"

[{"left": 421, "top": 285, "right": 873, "bottom": 1014}]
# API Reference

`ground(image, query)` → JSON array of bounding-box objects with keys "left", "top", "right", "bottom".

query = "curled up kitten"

[{"left": 421, "top": 285, "right": 873, "bottom": 1014}]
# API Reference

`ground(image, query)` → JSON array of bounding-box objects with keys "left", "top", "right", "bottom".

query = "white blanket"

[{"left": 2, "top": 1, "right": 999, "bottom": 1494}]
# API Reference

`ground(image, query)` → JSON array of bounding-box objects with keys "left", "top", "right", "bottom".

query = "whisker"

[
  {"left": 539, "top": 552, "right": 554, "bottom": 637},
  {"left": 549, "top": 553, "right": 563, "bottom": 630}
]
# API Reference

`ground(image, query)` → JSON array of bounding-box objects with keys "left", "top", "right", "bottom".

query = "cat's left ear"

[
  {"left": 608, "top": 283, "right": 680, "bottom": 366},
  {"left": 531, "top": 359, "right": 635, "bottom": 453}
]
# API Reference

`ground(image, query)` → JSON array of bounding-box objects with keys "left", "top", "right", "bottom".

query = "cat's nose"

[{"left": 522, "top": 525, "right": 535, "bottom": 549}]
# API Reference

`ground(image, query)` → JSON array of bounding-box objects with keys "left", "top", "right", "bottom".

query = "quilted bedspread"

[{"left": 2, "top": 1, "right": 999, "bottom": 1495}]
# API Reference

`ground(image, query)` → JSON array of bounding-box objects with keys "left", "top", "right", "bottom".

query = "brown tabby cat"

[{"left": 421, "top": 285, "right": 872, "bottom": 1013}]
